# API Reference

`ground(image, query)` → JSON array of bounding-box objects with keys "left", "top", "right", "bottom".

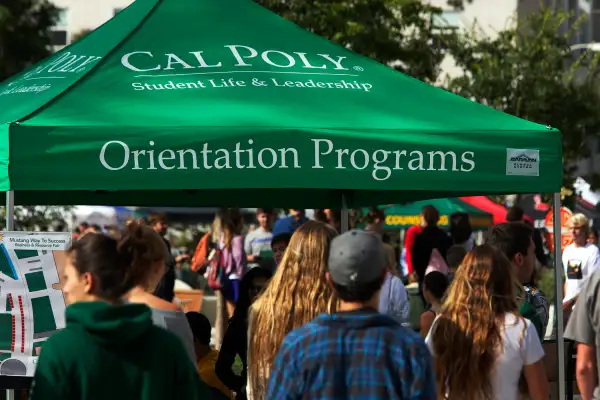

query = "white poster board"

[{"left": 0, "top": 232, "right": 71, "bottom": 377}]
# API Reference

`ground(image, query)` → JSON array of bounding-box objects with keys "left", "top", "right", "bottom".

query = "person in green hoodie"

[{"left": 29, "top": 229, "right": 210, "bottom": 400}]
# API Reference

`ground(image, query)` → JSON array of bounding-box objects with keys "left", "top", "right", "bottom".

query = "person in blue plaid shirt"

[{"left": 266, "top": 230, "right": 436, "bottom": 399}]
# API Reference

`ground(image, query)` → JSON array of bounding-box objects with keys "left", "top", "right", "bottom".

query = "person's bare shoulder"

[
  {"left": 130, "top": 291, "right": 180, "bottom": 311},
  {"left": 420, "top": 311, "right": 435, "bottom": 335},
  {"left": 147, "top": 296, "right": 180, "bottom": 311}
]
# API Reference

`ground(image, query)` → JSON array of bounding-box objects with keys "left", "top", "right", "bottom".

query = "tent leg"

[
  {"left": 553, "top": 192, "right": 566, "bottom": 400},
  {"left": 5, "top": 190, "right": 14, "bottom": 231},
  {"left": 5, "top": 389, "right": 15, "bottom": 400},
  {"left": 341, "top": 193, "right": 349, "bottom": 233}
]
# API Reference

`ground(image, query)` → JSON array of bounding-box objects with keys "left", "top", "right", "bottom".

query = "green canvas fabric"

[{"left": 0, "top": 0, "right": 562, "bottom": 207}]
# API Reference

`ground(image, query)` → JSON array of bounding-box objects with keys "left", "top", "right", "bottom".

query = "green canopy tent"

[
  {"left": 378, "top": 198, "right": 493, "bottom": 230},
  {"left": 0, "top": 0, "right": 566, "bottom": 395},
  {"left": 0, "top": 0, "right": 561, "bottom": 208}
]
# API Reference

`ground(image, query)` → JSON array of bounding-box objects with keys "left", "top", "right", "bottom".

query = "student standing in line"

[
  {"left": 426, "top": 245, "right": 548, "bottom": 400},
  {"left": 562, "top": 214, "right": 600, "bottom": 325},
  {"left": 267, "top": 230, "right": 436, "bottom": 399},
  {"left": 419, "top": 271, "right": 448, "bottom": 337},
  {"left": 148, "top": 213, "right": 182, "bottom": 303},
  {"left": 272, "top": 209, "right": 308, "bottom": 235},
  {"left": 216, "top": 267, "right": 272, "bottom": 399},
  {"left": 244, "top": 209, "right": 274, "bottom": 271},
  {"left": 247, "top": 221, "right": 338, "bottom": 399},
  {"left": 29, "top": 232, "right": 209, "bottom": 400},
  {"left": 486, "top": 222, "right": 548, "bottom": 340},
  {"left": 187, "top": 312, "right": 234, "bottom": 400},
  {"left": 125, "top": 223, "right": 196, "bottom": 363},
  {"left": 445, "top": 244, "right": 467, "bottom": 284},
  {"left": 565, "top": 266, "right": 600, "bottom": 400},
  {"left": 270, "top": 232, "right": 292, "bottom": 269}
]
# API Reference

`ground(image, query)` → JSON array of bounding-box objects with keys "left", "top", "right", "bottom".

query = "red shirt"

[{"left": 404, "top": 225, "right": 423, "bottom": 275}]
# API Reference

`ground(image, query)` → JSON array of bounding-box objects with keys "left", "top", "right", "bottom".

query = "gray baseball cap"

[{"left": 328, "top": 230, "right": 386, "bottom": 286}]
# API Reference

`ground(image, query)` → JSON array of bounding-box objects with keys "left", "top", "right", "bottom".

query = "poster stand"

[{"left": 0, "top": 191, "right": 69, "bottom": 400}]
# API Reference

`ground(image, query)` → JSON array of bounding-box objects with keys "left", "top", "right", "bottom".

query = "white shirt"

[
  {"left": 425, "top": 313, "right": 544, "bottom": 400},
  {"left": 378, "top": 272, "right": 410, "bottom": 324},
  {"left": 562, "top": 243, "right": 600, "bottom": 303}
]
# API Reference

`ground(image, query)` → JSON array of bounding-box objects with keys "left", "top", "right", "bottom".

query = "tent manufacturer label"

[{"left": 506, "top": 148, "right": 539, "bottom": 176}]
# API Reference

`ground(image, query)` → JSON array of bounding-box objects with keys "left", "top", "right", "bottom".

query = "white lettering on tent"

[
  {"left": 350, "top": 149, "right": 369, "bottom": 170},
  {"left": 189, "top": 51, "right": 222, "bottom": 68},
  {"left": 47, "top": 55, "right": 79, "bottom": 72},
  {"left": 120, "top": 45, "right": 350, "bottom": 72},
  {"left": 261, "top": 50, "right": 296, "bottom": 68},
  {"left": 294, "top": 52, "right": 327, "bottom": 69},
  {"left": 158, "top": 150, "right": 176, "bottom": 170},
  {"left": 100, "top": 141, "right": 130, "bottom": 171},
  {"left": 317, "top": 54, "right": 348, "bottom": 70},
  {"left": 214, "top": 149, "right": 231, "bottom": 169},
  {"left": 427, "top": 151, "right": 458, "bottom": 172},
  {"left": 121, "top": 52, "right": 160, "bottom": 72},
  {"left": 461, "top": 152, "right": 475, "bottom": 172},
  {"left": 312, "top": 139, "right": 333, "bottom": 169},
  {"left": 6, "top": 52, "right": 102, "bottom": 91},
  {"left": 42, "top": 53, "right": 101, "bottom": 74},
  {"left": 164, "top": 54, "right": 195, "bottom": 70},
  {"left": 224, "top": 45, "right": 258, "bottom": 67},
  {"left": 98, "top": 139, "right": 477, "bottom": 181},
  {"left": 257, "top": 148, "right": 278, "bottom": 169},
  {"left": 373, "top": 150, "right": 392, "bottom": 181},
  {"left": 69, "top": 56, "right": 103, "bottom": 73}
]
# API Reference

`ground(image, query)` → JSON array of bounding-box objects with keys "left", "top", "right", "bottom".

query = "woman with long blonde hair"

[
  {"left": 425, "top": 244, "right": 548, "bottom": 400},
  {"left": 247, "top": 221, "right": 338, "bottom": 399}
]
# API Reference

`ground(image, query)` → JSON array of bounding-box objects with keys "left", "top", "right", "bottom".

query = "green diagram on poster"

[{"left": 0, "top": 232, "right": 71, "bottom": 377}]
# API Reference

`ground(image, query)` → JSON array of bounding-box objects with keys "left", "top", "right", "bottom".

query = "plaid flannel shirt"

[{"left": 266, "top": 308, "right": 436, "bottom": 400}]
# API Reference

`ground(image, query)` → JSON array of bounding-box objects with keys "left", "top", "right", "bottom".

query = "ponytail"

[
  {"left": 118, "top": 222, "right": 169, "bottom": 290},
  {"left": 67, "top": 223, "right": 168, "bottom": 301}
]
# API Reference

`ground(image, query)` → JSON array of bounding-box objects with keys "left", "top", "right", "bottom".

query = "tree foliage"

[
  {"left": 71, "top": 29, "right": 92, "bottom": 43},
  {"left": 0, "top": 206, "right": 71, "bottom": 231},
  {"left": 254, "top": 0, "right": 459, "bottom": 83},
  {"left": 444, "top": 8, "right": 600, "bottom": 193},
  {"left": 0, "top": 0, "right": 58, "bottom": 82}
]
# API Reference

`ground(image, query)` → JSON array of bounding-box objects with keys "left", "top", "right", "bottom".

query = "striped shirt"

[{"left": 266, "top": 308, "right": 436, "bottom": 400}]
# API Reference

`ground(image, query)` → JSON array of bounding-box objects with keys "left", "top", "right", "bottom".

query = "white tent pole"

[
  {"left": 341, "top": 193, "right": 349, "bottom": 233},
  {"left": 6, "top": 190, "right": 14, "bottom": 231},
  {"left": 553, "top": 192, "right": 566, "bottom": 400},
  {"left": 4, "top": 191, "right": 15, "bottom": 399}
]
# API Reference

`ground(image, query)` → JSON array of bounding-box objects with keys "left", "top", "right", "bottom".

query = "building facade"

[
  {"left": 425, "top": 0, "right": 519, "bottom": 81},
  {"left": 49, "top": 0, "right": 133, "bottom": 47}
]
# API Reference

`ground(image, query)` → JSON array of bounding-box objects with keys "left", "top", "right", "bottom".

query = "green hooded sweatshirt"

[{"left": 29, "top": 302, "right": 210, "bottom": 400}]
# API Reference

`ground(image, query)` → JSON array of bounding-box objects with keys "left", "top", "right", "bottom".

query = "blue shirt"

[
  {"left": 266, "top": 308, "right": 436, "bottom": 400},
  {"left": 273, "top": 215, "right": 308, "bottom": 237}
]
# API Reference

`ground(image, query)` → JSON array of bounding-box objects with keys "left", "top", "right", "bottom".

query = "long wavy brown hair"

[
  {"left": 430, "top": 244, "right": 521, "bottom": 400},
  {"left": 247, "top": 221, "right": 338, "bottom": 398}
]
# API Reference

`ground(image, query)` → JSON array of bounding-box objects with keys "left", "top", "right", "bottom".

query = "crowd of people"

[{"left": 23, "top": 204, "right": 600, "bottom": 399}]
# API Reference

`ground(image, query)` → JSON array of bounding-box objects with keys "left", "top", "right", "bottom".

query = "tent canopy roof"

[{"left": 0, "top": 0, "right": 562, "bottom": 207}]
